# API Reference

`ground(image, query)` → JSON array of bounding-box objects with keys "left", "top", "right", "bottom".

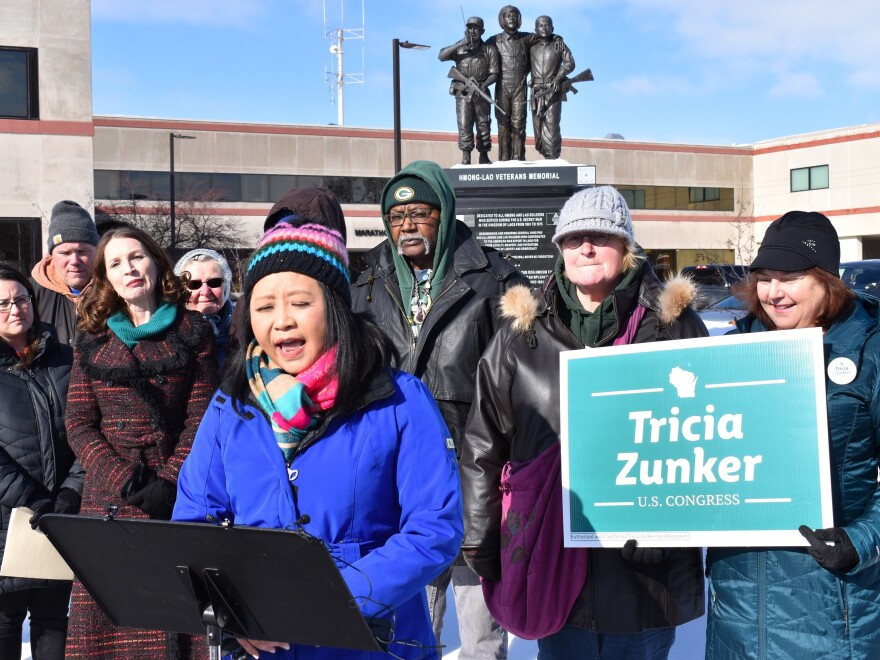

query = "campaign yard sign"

[{"left": 560, "top": 327, "right": 833, "bottom": 548}]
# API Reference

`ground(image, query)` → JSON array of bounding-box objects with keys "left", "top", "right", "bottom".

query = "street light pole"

[
  {"left": 169, "top": 133, "right": 196, "bottom": 250},
  {"left": 392, "top": 39, "right": 430, "bottom": 174}
]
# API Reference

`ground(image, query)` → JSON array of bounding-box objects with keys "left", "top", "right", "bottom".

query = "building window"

[
  {"left": 617, "top": 188, "right": 646, "bottom": 209},
  {"left": 791, "top": 165, "right": 829, "bottom": 192},
  {"left": 95, "top": 170, "right": 389, "bottom": 205},
  {"left": 0, "top": 47, "right": 39, "bottom": 119},
  {"left": 615, "top": 185, "right": 733, "bottom": 211},
  {"left": 0, "top": 218, "right": 42, "bottom": 272},
  {"left": 689, "top": 187, "right": 720, "bottom": 203}
]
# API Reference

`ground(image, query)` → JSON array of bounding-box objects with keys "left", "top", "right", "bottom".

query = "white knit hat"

[
  {"left": 552, "top": 186, "right": 635, "bottom": 248},
  {"left": 173, "top": 248, "right": 233, "bottom": 302}
]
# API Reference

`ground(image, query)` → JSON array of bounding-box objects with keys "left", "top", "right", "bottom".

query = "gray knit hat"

[
  {"left": 47, "top": 200, "right": 100, "bottom": 253},
  {"left": 552, "top": 186, "right": 635, "bottom": 248}
]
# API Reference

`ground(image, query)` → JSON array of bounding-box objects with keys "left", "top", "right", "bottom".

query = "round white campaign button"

[{"left": 827, "top": 357, "right": 857, "bottom": 385}]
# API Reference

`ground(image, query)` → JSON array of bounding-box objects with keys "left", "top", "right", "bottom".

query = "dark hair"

[
  {"left": 733, "top": 266, "right": 856, "bottom": 330},
  {"left": 77, "top": 225, "right": 186, "bottom": 334},
  {"left": 225, "top": 281, "right": 395, "bottom": 419},
  {"left": 0, "top": 264, "right": 43, "bottom": 367},
  {"left": 95, "top": 216, "right": 132, "bottom": 237}
]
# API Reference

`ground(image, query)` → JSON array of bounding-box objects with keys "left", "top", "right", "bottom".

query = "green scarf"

[
  {"left": 107, "top": 302, "right": 179, "bottom": 349},
  {"left": 555, "top": 256, "right": 642, "bottom": 348}
]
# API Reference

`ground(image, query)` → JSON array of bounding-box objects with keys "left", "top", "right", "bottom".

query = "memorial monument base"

[{"left": 446, "top": 160, "right": 597, "bottom": 283}]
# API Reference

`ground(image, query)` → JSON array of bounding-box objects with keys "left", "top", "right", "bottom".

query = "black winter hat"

[
  {"left": 47, "top": 200, "right": 99, "bottom": 253},
  {"left": 750, "top": 211, "right": 840, "bottom": 275},
  {"left": 263, "top": 186, "right": 347, "bottom": 240}
]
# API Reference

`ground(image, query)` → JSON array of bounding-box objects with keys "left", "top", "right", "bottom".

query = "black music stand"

[{"left": 39, "top": 514, "right": 384, "bottom": 658}]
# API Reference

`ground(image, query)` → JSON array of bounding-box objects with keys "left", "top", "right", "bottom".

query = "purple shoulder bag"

[{"left": 481, "top": 304, "right": 647, "bottom": 639}]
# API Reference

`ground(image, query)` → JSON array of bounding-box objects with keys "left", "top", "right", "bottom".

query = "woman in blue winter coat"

[
  {"left": 706, "top": 211, "right": 880, "bottom": 659},
  {"left": 173, "top": 222, "right": 463, "bottom": 659}
]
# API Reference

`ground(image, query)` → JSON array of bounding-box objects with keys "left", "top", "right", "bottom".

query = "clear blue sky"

[{"left": 91, "top": 0, "right": 880, "bottom": 146}]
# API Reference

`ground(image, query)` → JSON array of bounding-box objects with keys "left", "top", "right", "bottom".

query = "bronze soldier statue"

[
  {"left": 439, "top": 17, "right": 500, "bottom": 165},
  {"left": 529, "top": 16, "right": 575, "bottom": 160},
  {"left": 486, "top": 5, "right": 533, "bottom": 161}
]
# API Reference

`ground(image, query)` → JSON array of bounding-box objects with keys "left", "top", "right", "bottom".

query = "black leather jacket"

[
  {"left": 351, "top": 222, "right": 528, "bottom": 452},
  {"left": 0, "top": 327, "right": 83, "bottom": 593},
  {"left": 460, "top": 264, "right": 708, "bottom": 634}
]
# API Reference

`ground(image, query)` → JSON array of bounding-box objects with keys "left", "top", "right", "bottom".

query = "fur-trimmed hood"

[{"left": 500, "top": 270, "right": 700, "bottom": 333}]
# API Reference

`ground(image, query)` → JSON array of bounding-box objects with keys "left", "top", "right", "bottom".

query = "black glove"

[
  {"left": 799, "top": 525, "right": 859, "bottom": 572},
  {"left": 28, "top": 496, "right": 55, "bottom": 530},
  {"left": 123, "top": 465, "right": 177, "bottom": 520},
  {"left": 120, "top": 462, "right": 153, "bottom": 499},
  {"left": 621, "top": 539, "right": 667, "bottom": 564},
  {"left": 462, "top": 547, "right": 502, "bottom": 582},
  {"left": 54, "top": 488, "right": 81, "bottom": 515}
]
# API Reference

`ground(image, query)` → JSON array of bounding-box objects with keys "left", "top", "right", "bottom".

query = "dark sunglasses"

[{"left": 185, "top": 278, "right": 224, "bottom": 290}]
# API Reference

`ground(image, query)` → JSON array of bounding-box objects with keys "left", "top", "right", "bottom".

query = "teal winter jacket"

[{"left": 706, "top": 294, "right": 880, "bottom": 659}]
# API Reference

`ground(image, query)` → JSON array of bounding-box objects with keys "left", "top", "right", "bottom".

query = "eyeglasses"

[
  {"left": 0, "top": 295, "right": 32, "bottom": 313},
  {"left": 386, "top": 208, "right": 437, "bottom": 227},
  {"left": 561, "top": 232, "right": 612, "bottom": 250},
  {"left": 185, "top": 278, "right": 224, "bottom": 291}
]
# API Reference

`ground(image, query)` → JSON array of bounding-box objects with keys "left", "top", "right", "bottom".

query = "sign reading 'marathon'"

[{"left": 560, "top": 329, "right": 833, "bottom": 548}]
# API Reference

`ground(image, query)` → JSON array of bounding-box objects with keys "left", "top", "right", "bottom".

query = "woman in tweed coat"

[{"left": 64, "top": 226, "right": 218, "bottom": 660}]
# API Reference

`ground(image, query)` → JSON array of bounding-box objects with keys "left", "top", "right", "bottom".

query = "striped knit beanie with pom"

[{"left": 245, "top": 222, "right": 351, "bottom": 304}]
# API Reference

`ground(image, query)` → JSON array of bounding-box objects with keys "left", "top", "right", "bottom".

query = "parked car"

[
  {"left": 840, "top": 260, "right": 880, "bottom": 293},
  {"left": 697, "top": 294, "right": 748, "bottom": 336},
  {"left": 681, "top": 264, "right": 748, "bottom": 310},
  {"left": 696, "top": 285, "right": 735, "bottom": 309},
  {"left": 681, "top": 264, "right": 748, "bottom": 287}
]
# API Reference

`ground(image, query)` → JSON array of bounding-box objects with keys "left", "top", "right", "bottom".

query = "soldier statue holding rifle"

[
  {"left": 441, "top": 9, "right": 593, "bottom": 164},
  {"left": 438, "top": 16, "right": 500, "bottom": 165},
  {"left": 529, "top": 15, "right": 577, "bottom": 160}
]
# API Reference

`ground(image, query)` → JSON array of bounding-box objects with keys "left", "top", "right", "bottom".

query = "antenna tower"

[{"left": 323, "top": 0, "right": 365, "bottom": 126}]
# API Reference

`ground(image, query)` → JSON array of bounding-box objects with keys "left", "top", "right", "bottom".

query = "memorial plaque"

[{"left": 448, "top": 163, "right": 596, "bottom": 283}]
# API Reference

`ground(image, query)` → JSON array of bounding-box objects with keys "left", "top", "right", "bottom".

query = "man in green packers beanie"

[{"left": 351, "top": 160, "right": 528, "bottom": 658}]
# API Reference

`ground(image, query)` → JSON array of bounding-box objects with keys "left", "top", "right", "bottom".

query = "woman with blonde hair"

[{"left": 460, "top": 186, "right": 707, "bottom": 659}]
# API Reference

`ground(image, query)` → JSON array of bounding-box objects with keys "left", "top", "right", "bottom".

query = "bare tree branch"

[
  {"left": 725, "top": 200, "right": 756, "bottom": 265},
  {"left": 96, "top": 177, "right": 254, "bottom": 292}
]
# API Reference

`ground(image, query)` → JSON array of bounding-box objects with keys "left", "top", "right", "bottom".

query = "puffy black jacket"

[
  {"left": 0, "top": 326, "right": 83, "bottom": 593},
  {"left": 460, "top": 264, "right": 707, "bottom": 634},
  {"left": 351, "top": 222, "right": 528, "bottom": 450}
]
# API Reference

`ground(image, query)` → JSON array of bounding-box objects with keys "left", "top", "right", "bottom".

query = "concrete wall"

[
  {"left": 752, "top": 125, "right": 880, "bottom": 258},
  {"left": 93, "top": 118, "right": 757, "bottom": 256},
  {"left": 0, "top": 0, "right": 94, "bottom": 233}
]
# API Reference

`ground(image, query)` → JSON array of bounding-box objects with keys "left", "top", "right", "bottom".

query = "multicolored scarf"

[{"left": 246, "top": 340, "right": 339, "bottom": 461}]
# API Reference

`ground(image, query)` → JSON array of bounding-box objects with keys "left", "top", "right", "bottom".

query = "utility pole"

[
  {"left": 323, "top": 0, "right": 364, "bottom": 125},
  {"left": 169, "top": 133, "right": 196, "bottom": 250}
]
